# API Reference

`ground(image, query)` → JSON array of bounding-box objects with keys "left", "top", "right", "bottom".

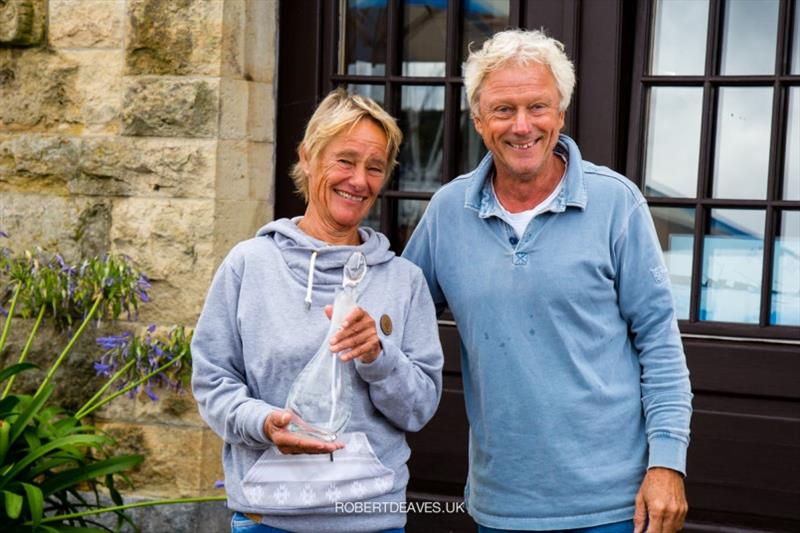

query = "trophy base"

[{"left": 286, "top": 413, "right": 338, "bottom": 443}]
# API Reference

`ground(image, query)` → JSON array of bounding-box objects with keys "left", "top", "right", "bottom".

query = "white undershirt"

[{"left": 493, "top": 157, "right": 567, "bottom": 239}]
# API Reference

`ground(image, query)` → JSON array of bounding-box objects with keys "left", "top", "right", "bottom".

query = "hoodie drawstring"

[{"left": 304, "top": 250, "right": 318, "bottom": 310}]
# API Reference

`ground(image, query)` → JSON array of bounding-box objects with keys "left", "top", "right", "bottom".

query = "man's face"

[{"left": 473, "top": 62, "right": 565, "bottom": 182}]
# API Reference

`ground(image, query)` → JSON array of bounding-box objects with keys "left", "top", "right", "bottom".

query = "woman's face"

[{"left": 301, "top": 120, "right": 388, "bottom": 240}]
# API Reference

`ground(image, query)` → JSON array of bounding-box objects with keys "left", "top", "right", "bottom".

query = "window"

[
  {"left": 629, "top": 0, "right": 800, "bottom": 337},
  {"left": 328, "top": 0, "right": 513, "bottom": 250}
]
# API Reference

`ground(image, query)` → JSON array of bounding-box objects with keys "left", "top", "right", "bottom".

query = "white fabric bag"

[{"left": 241, "top": 432, "right": 395, "bottom": 510}]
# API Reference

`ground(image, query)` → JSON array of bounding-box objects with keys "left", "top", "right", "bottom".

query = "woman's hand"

[
  {"left": 326, "top": 305, "right": 382, "bottom": 364},
  {"left": 263, "top": 411, "right": 344, "bottom": 454}
]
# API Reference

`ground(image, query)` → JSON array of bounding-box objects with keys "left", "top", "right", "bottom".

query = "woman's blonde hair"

[
  {"left": 464, "top": 29, "right": 576, "bottom": 116},
  {"left": 290, "top": 88, "right": 403, "bottom": 201}
]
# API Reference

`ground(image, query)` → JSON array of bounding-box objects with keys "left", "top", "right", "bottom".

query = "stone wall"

[{"left": 0, "top": 0, "right": 277, "bottom": 522}]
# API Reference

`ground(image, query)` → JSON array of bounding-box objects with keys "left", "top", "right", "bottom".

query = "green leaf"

[
  {"left": 9, "top": 385, "right": 54, "bottom": 446},
  {"left": 0, "top": 363, "right": 37, "bottom": 385},
  {"left": 40, "top": 455, "right": 143, "bottom": 497},
  {"left": 3, "top": 488, "right": 23, "bottom": 519},
  {"left": 22, "top": 482, "right": 43, "bottom": 526},
  {"left": 0, "top": 434, "right": 107, "bottom": 490}
]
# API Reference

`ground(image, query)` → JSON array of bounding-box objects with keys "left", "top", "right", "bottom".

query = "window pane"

[
  {"left": 462, "top": 0, "right": 510, "bottom": 64},
  {"left": 650, "top": 206, "right": 696, "bottom": 319},
  {"left": 644, "top": 87, "right": 703, "bottom": 197},
  {"left": 650, "top": 0, "right": 709, "bottom": 75},
  {"left": 785, "top": 87, "right": 800, "bottom": 200},
  {"left": 719, "top": 0, "right": 779, "bottom": 75},
  {"left": 792, "top": 0, "right": 800, "bottom": 74},
  {"left": 398, "top": 85, "right": 444, "bottom": 192},
  {"left": 396, "top": 199, "right": 429, "bottom": 252},
  {"left": 362, "top": 197, "right": 382, "bottom": 233},
  {"left": 402, "top": 1, "right": 447, "bottom": 77},
  {"left": 460, "top": 87, "right": 487, "bottom": 175},
  {"left": 341, "top": 0, "right": 387, "bottom": 75},
  {"left": 771, "top": 211, "right": 800, "bottom": 325},
  {"left": 713, "top": 87, "right": 772, "bottom": 199},
  {"left": 346, "top": 84, "right": 385, "bottom": 106},
  {"left": 700, "top": 209, "right": 765, "bottom": 323}
]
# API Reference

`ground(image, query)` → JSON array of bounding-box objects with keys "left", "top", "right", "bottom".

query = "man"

[{"left": 403, "top": 29, "right": 692, "bottom": 533}]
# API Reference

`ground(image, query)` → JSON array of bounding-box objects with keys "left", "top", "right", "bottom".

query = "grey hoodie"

[{"left": 191, "top": 218, "right": 444, "bottom": 532}]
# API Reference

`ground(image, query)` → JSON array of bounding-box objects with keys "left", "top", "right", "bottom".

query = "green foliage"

[{"left": 0, "top": 236, "right": 200, "bottom": 531}]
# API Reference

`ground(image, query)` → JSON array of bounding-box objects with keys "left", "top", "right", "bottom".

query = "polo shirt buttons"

[{"left": 509, "top": 236, "right": 519, "bottom": 245}]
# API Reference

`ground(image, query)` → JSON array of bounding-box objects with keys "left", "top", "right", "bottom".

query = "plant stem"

[
  {"left": 30, "top": 495, "right": 228, "bottom": 525},
  {"left": 35, "top": 295, "right": 103, "bottom": 398},
  {"left": 0, "top": 282, "right": 21, "bottom": 357},
  {"left": 74, "top": 358, "right": 136, "bottom": 419},
  {"left": 2, "top": 303, "right": 46, "bottom": 399},
  {"left": 76, "top": 352, "right": 187, "bottom": 419}
]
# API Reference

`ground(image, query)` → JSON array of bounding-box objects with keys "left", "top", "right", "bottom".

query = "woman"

[{"left": 191, "top": 89, "right": 444, "bottom": 533}]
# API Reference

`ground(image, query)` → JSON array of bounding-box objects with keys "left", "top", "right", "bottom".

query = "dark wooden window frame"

[{"left": 626, "top": 0, "right": 800, "bottom": 341}]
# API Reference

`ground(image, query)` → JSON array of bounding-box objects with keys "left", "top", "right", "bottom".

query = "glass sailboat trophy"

[{"left": 285, "top": 251, "right": 367, "bottom": 443}]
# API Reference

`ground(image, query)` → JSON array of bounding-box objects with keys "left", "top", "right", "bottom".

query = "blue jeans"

[
  {"left": 231, "top": 512, "right": 404, "bottom": 533},
  {"left": 477, "top": 519, "right": 634, "bottom": 533}
]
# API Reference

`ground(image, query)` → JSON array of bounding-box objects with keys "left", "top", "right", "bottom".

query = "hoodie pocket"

[{"left": 241, "top": 432, "right": 395, "bottom": 510}]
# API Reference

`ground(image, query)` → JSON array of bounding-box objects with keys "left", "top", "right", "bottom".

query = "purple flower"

[
  {"left": 144, "top": 384, "right": 158, "bottom": 402},
  {"left": 96, "top": 332, "right": 131, "bottom": 350},
  {"left": 214, "top": 480, "right": 225, "bottom": 489},
  {"left": 146, "top": 324, "right": 156, "bottom": 333},
  {"left": 94, "top": 362, "right": 113, "bottom": 377},
  {"left": 0, "top": 231, "right": 8, "bottom": 238}
]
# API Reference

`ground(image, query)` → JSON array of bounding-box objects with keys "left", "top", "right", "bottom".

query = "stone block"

[
  {"left": 60, "top": 49, "right": 124, "bottom": 133},
  {"left": 121, "top": 77, "right": 219, "bottom": 138},
  {"left": 99, "top": 421, "right": 208, "bottom": 495},
  {"left": 248, "top": 81, "right": 274, "bottom": 143},
  {"left": 0, "top": 192, "right": 111, "bottom": 260},
  {"left": 213, "top": 198, "right": 271, "bottom": 267},
  {"left": 0, "top": 0, "right": 46, "bottom": 47},
  {"left": 220, "top": 0, "right": 245, "bottom": 78},
  {"left": 0, "top": 134, "right": 79, "bottom": 191},
  {"left": 243, "top": 0, "right": 277, "bottom": 83},
  {"left": 110, "top": 197, "right": 215, "bottom": 324},
  {"left": 219, "top": 78, "right": 248, "bottom": 140},
  {"left": 125, "top": 0, "right": 224, "bottom": 76},
  {"left": 96, "top": 388, "right": 205, "bottom": 428},
  {"left": 0, "top": 48, "right": 82, "bottom": 132},
  {"left": 49, "top": 0, "right": 124, "bottom": 48},
  {"left": 248, "top": 141, "right": 274, "bottom": 201},
  {"left": 215, "top": 140, "right": 248, "bottom": 200},
  {"left": 75, "top": 137, "right": 216, "bottom": 198}
]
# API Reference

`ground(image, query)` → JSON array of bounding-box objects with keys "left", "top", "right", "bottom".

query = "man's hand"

[
  {"left": 326, "top": 305, "right": 382, "bottom": 364},
  {"left": 263, "top": 411, "right": 343, "bottom": 455},
  {"left": 634, "top": 467, "right": 688, "bottom": 533}
]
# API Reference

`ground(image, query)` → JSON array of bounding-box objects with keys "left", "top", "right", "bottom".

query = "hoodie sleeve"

[
  {"left": 191, "top": 255, "right": 275, "bottom": 448},
  {"left": 354, "top": 269, "right": 444, "bottom": 432}
]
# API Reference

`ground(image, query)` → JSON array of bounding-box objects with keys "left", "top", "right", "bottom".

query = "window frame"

[{"left": 626, "top": 0, "right": 800, "bottom": 340}]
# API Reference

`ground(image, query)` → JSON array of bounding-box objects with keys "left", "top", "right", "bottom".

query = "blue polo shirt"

[{"left": 403, "top": 135, "right": 692, "bottom": 530}]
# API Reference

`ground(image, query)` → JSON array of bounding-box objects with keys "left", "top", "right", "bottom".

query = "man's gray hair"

[{"left": 464, "top": 29, "right": 576, "bottom": 116}]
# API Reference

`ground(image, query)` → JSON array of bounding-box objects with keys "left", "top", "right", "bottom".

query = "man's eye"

[
  {"left": 369, "top": 167, "right": 384, "bottom": 174},
  {"left": 338, "top": 159, "right": 353, "bottom": 166}
]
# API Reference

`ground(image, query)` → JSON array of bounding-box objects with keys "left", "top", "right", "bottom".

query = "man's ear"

[
  {"left": 298, "top": 144, "right": 310, "bottom": 175},
  {"left": 472, "top": 112, "right": 484, "bottom": 137}
]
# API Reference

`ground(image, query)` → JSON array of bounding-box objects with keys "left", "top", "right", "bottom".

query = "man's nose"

[{"left": 511, "top": 110, "right": 532, "bottom": 135}]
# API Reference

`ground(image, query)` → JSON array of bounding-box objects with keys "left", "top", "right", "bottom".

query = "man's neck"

[{"left": 493, "top": 153, "right": 565, "bottom": 213}]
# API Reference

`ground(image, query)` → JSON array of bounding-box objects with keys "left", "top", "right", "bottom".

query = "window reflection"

[
  {"left": 362, "top": 198, "right": 382, "bottom": 233},
  {"left": 700, "top": 209, "right": 765, "bottom": 323},
  {"left": 346, "top": 84, "right": 385, "bottom": 106},
  {"left": 785, "top": 87, "right": 799, "bottom": 200},
  {"left": 771, "top": 211, "right": 800, "bottom": 325},
  {"left": 644, "top": 87, "right": 703, "bottom": 198},
  {"left": 719, "top": 0, "right": 779, "bottom": 75},
  {"left": 398, "top": 85, "right": 445, "bottom": 192},
  {"left": 396, "top": 199, "right": 429, "bottom": 251},
  {"left": 462, "top": 0, "right": 510, "bottom": 64},
  {"left": 341, "top": 0, "right": 387, "bottom": 75},
  {"left": 650, "top": 0, "right": 709, "bottom": 75},
  {"left": 460, "top": 87, "right": 487, "bottom": 175},
  {"left": 402, "top": 1, "right": 447, "bottom": 76},
  {"left": 650, "top": 207, "right": 696, "bottom": 319},
  {"left": 713, "top": 87, "right": 772, "bottom": 199}
]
